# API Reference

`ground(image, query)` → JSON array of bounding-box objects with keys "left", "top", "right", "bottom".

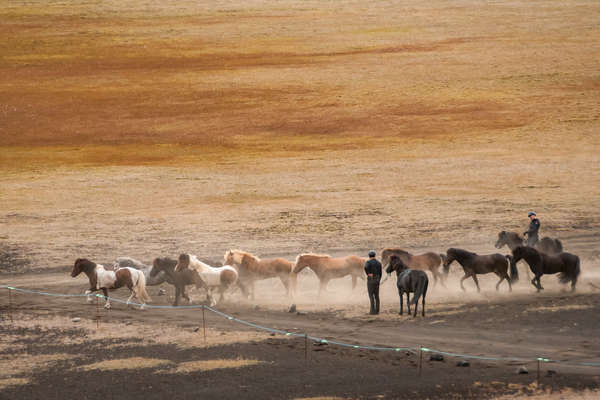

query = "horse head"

[
  {"left": 223, "top": 250, "right": 235, "bottom": 266},
  {"left": 175, "top": 253, "right": 191, "bottom": 272},
  {"left": 442, "top": 249, "right": 456, "bottom": 274},
  {"left": 495, "top": 231, "right": 508, "bottom": 249},
  {"left": 72, "top": 258, "right": 93, "bottom": 277},
  {"left": 386, "top": 255, "right": 408, "bottom": 275}
]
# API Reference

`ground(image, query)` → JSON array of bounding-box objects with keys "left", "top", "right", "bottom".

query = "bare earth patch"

[
  {"left": 79, "top": 357, "right": 171, "bottom": 371},
  {"left": 165, "top": 358, "right": 263, "bottom": 374}
]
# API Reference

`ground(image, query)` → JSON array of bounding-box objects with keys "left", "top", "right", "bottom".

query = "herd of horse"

[{"left": 70, "top": 230, "right": 581, "bottom": 316}]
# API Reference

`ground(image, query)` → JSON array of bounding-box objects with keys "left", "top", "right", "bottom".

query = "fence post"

[
  {"left": 96, "top": 294, "right": 100, "bottom": 329},
  {"left": 7, "top": 287, "right": 13, "bottom": 323},
  {"left": 202, "top": 306, "right": 207, "bottom": 345},
  {"left": 305, "top": 334, "right": 308, "bottom": 364},
  {"left": 418, "top": 346, "right": 423, "bottom": 377}
]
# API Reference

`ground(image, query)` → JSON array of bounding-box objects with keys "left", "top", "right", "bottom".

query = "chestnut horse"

[
  {"left": 381, "top": 248, "right": 445, "bottom": 287},
  {"left": 291, "top": 253, "right": 366, "bottom": 297},
  {"left": 223, "top": 250, "right": 293, "bottom": 299},
  {"left": 442, "top": 248, "right": 516, "bottom": 292},
  {"left": 175, "top": 254, "right": 238, "bottom": 306},
  {"left": 71, "top": 258, "right": 151, "bottom": 309},
  {"left": 510, "top": 246, "right": 580, "bottom": 292}
]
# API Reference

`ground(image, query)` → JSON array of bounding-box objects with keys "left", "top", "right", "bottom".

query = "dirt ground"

[{"left": 1, "top": 0, "right": 600, "bottom": 398}]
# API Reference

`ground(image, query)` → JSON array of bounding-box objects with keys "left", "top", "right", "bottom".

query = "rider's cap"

[
  {"left": 368, "top": 250, "right": 376, "bottom": 257},
  {"left": 528, "top": 211, "right": 536, "bottom": 217}
]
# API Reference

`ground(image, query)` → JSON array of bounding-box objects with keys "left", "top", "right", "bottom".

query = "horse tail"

[
  {"left": 555, "top": 239, "right": 563, "bottom": 253},
  {"left": 135, "top": 271, "right": 152, "bottom": 303},
  {"left": 507, "top": 254, "right": 518, "bottom": 283},
  {"left": 558, "top": 256, "right": 580, "bottom": 285}
]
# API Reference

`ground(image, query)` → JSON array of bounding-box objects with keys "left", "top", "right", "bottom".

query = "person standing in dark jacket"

[
  {"left": 524, "top": 211, "right": 540, "bottom": 247},
  {"left": 364, "top": 250, "right": 382, "bottom": 315}
]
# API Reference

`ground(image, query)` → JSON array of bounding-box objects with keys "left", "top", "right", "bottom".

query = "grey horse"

[{"left": 113, "top": 257, "right": 173, "bottom": 286}]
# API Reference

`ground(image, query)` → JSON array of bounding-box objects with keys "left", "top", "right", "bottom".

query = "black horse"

[
  {"left": 510, "top": 246, "right": 580, "bottom": 292},
  {"left": 443, "top": 248, "right": 516, "bottom": 292},
  {"left": 495, "top": 231, "right": 563, "bottom": 254},
  {"left": 150, "top": 257, "right": 207, "bottom": 306},
  {"left": 384, "top": 255, "right": 428, "bottom": 317}
]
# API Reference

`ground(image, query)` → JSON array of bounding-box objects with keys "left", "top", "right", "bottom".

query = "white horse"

[
  {"left": 72, "top": 258, "right": 151, "bottom": 309},
  {"left": 175, "top": 254, "right": 238, "bottom": 306}
]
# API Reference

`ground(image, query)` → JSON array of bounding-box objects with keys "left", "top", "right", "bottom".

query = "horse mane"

[
  {"left": 230, "top": 249, "right": 261, "bottom": 263},
  {"left": 502, "top": 231, "right": 524, "bottom": 241},
  {"left": 513, "top": 245, "right": 539, "bottom": 257},
  {"left": 385, "top": 248, "right": 410, "bottom": 257},
  {"left": 449, "top": 248, "right": 477, "bottom": 259},
  {"left": 75, "top": 258, "right": 96, "bottom": 273},
  {"left": 295, "top": 253, "right": 331, "bottom": 262}
]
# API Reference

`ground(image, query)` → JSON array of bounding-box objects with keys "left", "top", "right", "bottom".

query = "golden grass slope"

[{"left": 1, "top": 0, "right": 599, "bottom": 157}]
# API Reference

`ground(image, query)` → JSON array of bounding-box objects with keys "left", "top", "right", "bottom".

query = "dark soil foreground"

[{"left": 0, "top": 316, "right": 598, "bottom": 400}]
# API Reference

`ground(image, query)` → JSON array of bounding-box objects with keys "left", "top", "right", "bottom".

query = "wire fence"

[{"left": 2, "top": 284, "right": 600, "bottom": 369}]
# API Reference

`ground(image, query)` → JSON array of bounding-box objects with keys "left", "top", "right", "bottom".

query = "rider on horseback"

[{"left": 523, "top": 211, "right": 540, "bottom": 247}]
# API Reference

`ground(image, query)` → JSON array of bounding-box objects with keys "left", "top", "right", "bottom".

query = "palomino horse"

[
  {"left": 71, "top": 258, "right": 151, "bottom": 309},
  {"left": 223, "top": 250, "right": 293, "bottom": 299},
  {"left": 443, "top": 248, "right": 516, "bottom": 292},
  {"left": 175, "top": 254, "right": 238, "bottom": 306},
  {"left": 382, "top": 255, "right": 428, "bottom": 317},
  {"left": 113, "top": 257, "right": 173, "bottom": 286},
  {"left": 381, "top": 248, "right": 445, "bottom": 287},
  {"left": 150, "top": 257, "right": 206, "bottom": 306},
  {"left": 510, "top": 246, "right": 580, "bottom": 292},
  {"left": 291, "top": 253, "right": 366, "bottom": 297},
  {"left": 495, "top": 231, "right": 563, "bottom": 254}
]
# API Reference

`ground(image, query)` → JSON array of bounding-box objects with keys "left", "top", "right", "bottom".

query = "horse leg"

[
  {"left": 318, "top": 278, "right": 330, "bottom": 299},
  {"left": 174, "top": 285, "right": 181, "bottom": 306},
  {"left": 460, "top": 274, "right": 470, "bottom": 291},
  {"left": 237, "top": 281, "right": 250, "bottom": 299},
  {"left": 406, "top": 292, "right": 411, "bottom": 316},
  {"left": 472, "top": 275, "right": 481, "bottom": 292},
  {"left": 280, "top": 275, "right": 290, "bottom": 296},
  {"left": 250, "top": 281, "right": 256, "bottom": 301},
  {"left": 85, "top": 289, "right": 95, "bottom": 304},
  {"left": 421, "top": 290, "right": 426, "bottom": 317},
  {"left": 431, "top": 270, "right": 438, "bottom": 287},
  {"left": 495, "top": 275, "right": 504, "bottom": 291},
  {"left": 102, "top": 288, "right": 111, "bottom": 309},
  {"left": 506, "top": 271, "right": 512, "bottom": 292},
  {"left": 207, "top": 289, "right": 217, "bottom": 307},
  {"left": 352, "top": 275, "right": 357, "bottom": 290},
  {"left": 398, "top": 288, "right": 403, "bottom": 315}
]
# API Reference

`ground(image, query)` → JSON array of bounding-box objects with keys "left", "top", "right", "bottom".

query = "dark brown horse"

[
  {"left": 443, "top": 248, "right": 516, "bottom": 292},
  {"left": 510, "top": 246, "right": 580, "bottom": 292},
  {"left": 381, "top": 248, "right": 445, "bottom": 286},
  {"left": 383, "top": 255, "right": 428, "bottom": 317},
  {"left": 149, "top": 257, "right": 206, "bottom": 306},
  {"left": 495, "top": 231, "right": 563, "bottom": 254}
]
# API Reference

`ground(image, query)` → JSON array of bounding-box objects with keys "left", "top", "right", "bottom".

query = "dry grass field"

[{"left": 1, "top": 0, "right": 600, "bottom": 398}]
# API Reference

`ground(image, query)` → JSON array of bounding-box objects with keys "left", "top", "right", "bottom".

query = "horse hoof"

[
  {"left": 104, "top": 304, "right": 111, "bottom": 310},
  {"left": 139, "top": 305, "right": 146, "bottom": 310},
  {"left": 86, "top": 297, "right": 94, "bottom": 304}
]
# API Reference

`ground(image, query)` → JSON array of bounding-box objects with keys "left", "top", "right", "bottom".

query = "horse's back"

[{"left": 96, "top": 266, "right": 117, "bottom": 289}]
